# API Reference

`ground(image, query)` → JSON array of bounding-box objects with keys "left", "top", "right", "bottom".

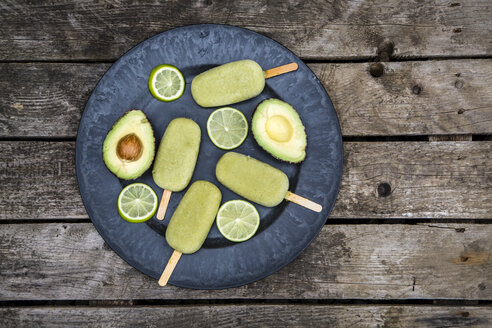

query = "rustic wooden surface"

[
  {"left": 1, "top": 306, "right": 491, "bottom": 328},
  {"left": 0, "top": 223, "right": 490, "bottom": 300},
  {"left": 0, "top": 0, "right": 491, "bottom": 61},
  {"left": 2, "top": 60, "right": 491, "bottom": 137},
  {"left": 1, "top": 141, "right": 490, "bottom": 220},
  {"left": 0, "top": 0, "right": 491, "bottom": 327}
]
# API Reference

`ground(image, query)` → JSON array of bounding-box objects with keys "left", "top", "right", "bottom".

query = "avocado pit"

[
  {"left": 117, "top": 133, "right": 143, "bottom": 162},
  {"left": 265, "top": 115, "right": 293, "bottom": 142}
]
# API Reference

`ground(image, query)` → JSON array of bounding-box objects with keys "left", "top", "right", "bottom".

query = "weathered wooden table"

[{"left": 1, "top": 1, "right": 491, "bottom": 327}]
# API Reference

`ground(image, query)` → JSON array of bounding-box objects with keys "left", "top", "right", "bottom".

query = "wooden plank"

[
  {"left": 0, "top": 142, "right": 87, "bottom": 219},
  {"left": 336, "top": 141, "right": 491, "bottom": 218},
  {"left": 0, "top": 0, "right": 490, "bottom": 61},
  {"left": 1, "top": 60, "right": 491, "bottom": 138},
  {"left": 0, "top": 223, "right": 490, "bottom": 300},
  {"left": 310, "top": 60, "right": 492, "bottom": 136},
  {"left": 0, "top": 141, "right": 490, "bottom": 220},
  {"left": 1, "top": 305, "right": 491, "bottom": 327},
  {"left": 0, "top": 63, "right": 109, "bottom": 138}
]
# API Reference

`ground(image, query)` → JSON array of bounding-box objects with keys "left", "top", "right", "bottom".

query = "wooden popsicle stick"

[
  {"left": 264, "top": 62, "right": 298, "bottom": 79},
  {"left": 158, "top": 250, "right": 182, "bottom": 286},
  {"left": 285, "top": 191, "right": 322, "bottom": 212},
  {"left": 156, "top": 189, "right": 172, "bottom": 220}
]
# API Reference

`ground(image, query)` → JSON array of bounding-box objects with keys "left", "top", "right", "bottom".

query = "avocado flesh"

[
  {"left": 251, "top": 98, "right": 307, "bottom": 163},
  {"left": 102, "top": 110, "right": 155, "bottom": 180}
]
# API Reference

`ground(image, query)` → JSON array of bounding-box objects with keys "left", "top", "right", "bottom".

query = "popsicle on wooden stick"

[
  {"left": 215, "top": 152, "right": 322, "bottom": 212},
  {"left": 158, "top": 180, "right": 222, "bottom": 286},
  {"left": 191, "top": 60, "right": 298, "bottom": 107},
  {"left": 152, "top": 118, "right": 201, "bottom": 220}
]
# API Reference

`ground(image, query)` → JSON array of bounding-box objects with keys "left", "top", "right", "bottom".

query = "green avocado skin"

[
  {"left": 251, "top": 98, "right": 307, "bottom": 164},
  {"left": 102, "top": 110, "right": 155, "bottom": 180}
]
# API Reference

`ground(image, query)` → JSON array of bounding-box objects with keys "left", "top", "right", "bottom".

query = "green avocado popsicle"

[
  {"left": 216, "top": 152, "right": 288, "bottom": 207},
  {"left": 216, "top": 152, "right": 322, "bottom": 211},
  {"left": 191, "top": 60, "right": 298, "bottom": 107},
  {"left": 158, "top": 180, "right": 222, "bottom": 286},
  {"left": 153, "top": 118, "right": 200, "bottom": 191},
  {"left": 152, "top": 118, "right": 201, "bottom": 220},
  {"left": 166, "top": 180, "right": 222, "bottom": 254}
]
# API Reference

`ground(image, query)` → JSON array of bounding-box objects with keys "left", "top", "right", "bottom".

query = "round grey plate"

[{"left": 76, "top": 24, "right": 343, "bottom": 289}]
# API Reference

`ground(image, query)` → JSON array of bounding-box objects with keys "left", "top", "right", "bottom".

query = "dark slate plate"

[{"left": 76, "top": 24, "right": 343, "bottom": 289}]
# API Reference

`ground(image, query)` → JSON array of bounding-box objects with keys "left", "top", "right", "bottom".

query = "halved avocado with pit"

[
  {"left": 102, "top": 110, "right": 155, "bottom": 180},
  {"left": 251, "top": 98, "right": 307, "bottom": 163}
]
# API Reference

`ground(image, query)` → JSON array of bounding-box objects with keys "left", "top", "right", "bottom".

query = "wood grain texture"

[
  {"left": 1, "top": 141, "right": 490, "bottom": 220},
  {"left": 1, "top": 60, "right": 491, "bottom": 138},
  {"left": 0, "top": 63, "right": 109, "bottom": 138},
  {"left": 0, "top": 223, "right": 490, "bottom": 300},
  {"left": 336, "top": 141, "right": 492, "bottom": 218},
  {"left": 1, "top": 305, "right": 491, "bottom": 327},
  {"left": 0, "top": 0, "right": 490, "bottom": 61},
  {"left": 0, "top": 142, "right": 86, "bottom": 219},
  {"left": 310, "top": 60, "right": 492, "bottom": 136}
]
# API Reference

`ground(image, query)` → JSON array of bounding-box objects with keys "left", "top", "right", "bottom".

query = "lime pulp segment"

[
  {"left": 216, "top": 200, "right": 260, "bottom": 242},
  {"left": 207, "top": 107, "right": 248, "bottom": 150}
]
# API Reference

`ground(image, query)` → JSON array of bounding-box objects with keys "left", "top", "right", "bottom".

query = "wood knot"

[
  {"left": 455, "top": 80, "right": 464, "bottom": 89},
  {"left": 449, "top": 2, "right": 461, "bottom": 7},
  {"left": 377, "top": 40, "right": 394, "bottom": 61},
  {"left": 453, "top": 28, "right": 462, "bottom": 33},
  {"left": 412, "top": 85, "right": 422, "bottom": 95},
  {"left": 369, "top": 63, "right": 384, "bottom": 77},
  {"left": 457, "top": 108, "right": 465, "bottom": 114},
  {"left": 377, "top": 182, "right": 391, "bottom": 197},
  {"left": 452, "top": 252, "right": 490, "bottom": 265}
]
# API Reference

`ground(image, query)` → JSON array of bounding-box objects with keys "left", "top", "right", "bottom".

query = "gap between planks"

[
  {"left": 0, "top": 55, "right": 491, "bottom": 64},
  {"left": 0, "top": 135, "right": 485, "bottom": 142},
  {"left": 1, "top": 218, "right": 492, "bottom": 225},
  {"left": 1, "top": 299, "right": 492, "bottom": 307}
]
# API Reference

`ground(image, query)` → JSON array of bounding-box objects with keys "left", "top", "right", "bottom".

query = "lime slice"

[
  {"left": 148, "top": 64, "right": 185, "bottom": 102},
  {"left": 216, "top": 200, "right": 260, "bottom": 242},
  {"left": 207, "top": 107, "right": 248, "bottom": 150},
  {"left": 117, "top": 183, "right": 158, "bottom": 223}
]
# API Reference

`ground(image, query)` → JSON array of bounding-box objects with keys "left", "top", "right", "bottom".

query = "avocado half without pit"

[
  {"left": 251, "top": 98, "right": 307, "bottom": 163},
  {"left": 102, "top": 110, "right": 155, "bottom": 180}
]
